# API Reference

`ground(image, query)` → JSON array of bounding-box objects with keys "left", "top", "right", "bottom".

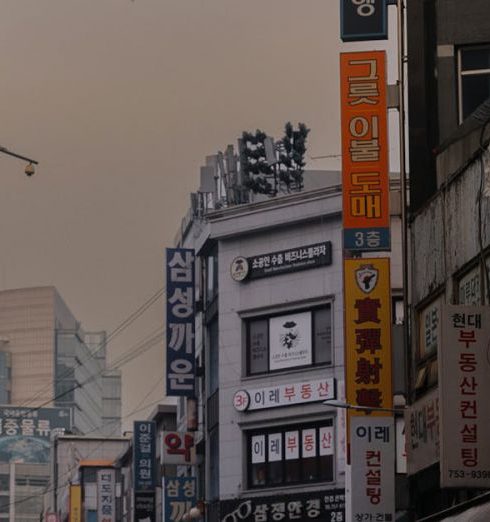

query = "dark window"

[
  {"left": 459, "top": 46, "right": 490, "bottom": 121},
  {"left": 209, "top": 427, "right": 220, "bottom": 500},
  {"left": 247, "top": 420, "right": 334, "bottom": 489},
  {"left": 246, "top": 305, "right": 332, "bottom": 376},
  {"left": 208, "top": 319, "right": 219, "bottom": 396}
]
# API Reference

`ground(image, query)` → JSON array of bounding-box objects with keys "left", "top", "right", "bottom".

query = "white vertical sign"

[
  {"left": 251, "top": 435, "right": 265, "bottom": 463},
  {"left": 350, "top": 417, "right": 395, "bottom": 522},
  {"left": 302, "top": 428, "right": 316, "bottom": 458},
  {"left": 319, "top": 426, "right": 335, "bottom": 456},
  {"left": 97, "top": 468, "right": 116, "bottom": 522},
  {"left": 285, "top": 431, "right": 299, "bottom": 460},
  {"left": 268, "top": 433, "right": 282, "bottom": 462},
  {"left": 439, "top": 305, "right": 490, "bottom": 488}
]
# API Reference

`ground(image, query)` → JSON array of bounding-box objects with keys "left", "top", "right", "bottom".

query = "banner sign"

[
  {"left": 220, "top": 489, "right": 345, "bottom": 522},
  {"left": 134, "top": 491, "right": 155, "bottom": 522},
  {"left": 230, "top": 241, "right": 332, "bottom": 282},
  {"left": 0, "top": 406, "right": 71, "bottom": 463},
  {"left": 163, "top": 477, "right": 196, "bottom": 522},
  {"left": 350, "top": 417, "right": 395, "bottom": 521},
  {"left": 439, "top": 305, "right": 490, "bottom": 488},
  {"left": 166, "top": 247, "right": 195, "bottom": 397},
  {"left": 133, "top": 421, "right": 156, "bottom": 490},
  {"left": 340, "top": 51, "right": 390, "bottom": 252},
  {"left": 96, "top": 469, "right": 116, "bottom": 522},
  {"left": 69, "top": 484, "right": 82, "bottom": 522},
  {"left": 233, "top": 378, "right": 335, "bottom": 411},
  {"left": 344, "top": 258, "right": 392, "bottom": 415},
  {"left": 161, "top": 431, "right": 196, "bottom": 465},
  {"left": 405, "top": 388, "right": 439, "bottom": 475},
  {"left": 340, "top": 0, "right": 388, "bottom": 42}
]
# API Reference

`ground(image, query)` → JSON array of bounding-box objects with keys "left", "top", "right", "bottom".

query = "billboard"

[
  {"left": 96, "top": 469, "right": 116, "bottom": 522},
  {"left": 161, "top": 431, "right": 196, "bottom": 466},
  {"left": 163, "top": 477, "right": 196, "bottom": 522},
  {"left": 344, "top": 258, "right": 393, "bottom": 416},
  {"left": 69, "top": 484, "right": 82, "bottom": 522},
  {"left": 166, "top": 248, "right": 196, "bottom": 397},
  {"left": 133, "top": 421, "right": 156, "bottom": 491},
  {"left": 0, "top": 406, "right": 71, "bottom": 463},
  {"left": 439, "top": 305, "right": 490, "bottom": 488},
  {"left": 340, "top": 0, "right": 388, "bottom": 42},
  {"left": 340, "top": 51, "right": 390, "bottom": 252}
]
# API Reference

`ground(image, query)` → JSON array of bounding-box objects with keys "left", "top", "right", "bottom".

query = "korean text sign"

[
  {"left": 340, "top": 0, "right": 388, "bottom": 42},
  {"left": 161, "top": 431, "right": 196, "bottom": 465},
  {"left": 96, "top": 469, "right": 115, "bottom": 522},
  {"left": 133, "top": 420, "right": 156, "bottom": 490},
  {"left": 166, "top": 248, "right": 195, "bottom": 397},
  {"left": 439, "top": 305, "right": 490, "bottom": 488},
  {"left": 344, "top": 258, "right": 392, "bottom": 415},
  {"left": 164, "top": 477, "right": 196, "bottom": 522},
  {"left": 340, "top": 51, "right": 390, "bottom": 252},
  {"left": 350, "top": 416, "right": 395, "bottom": 521}
]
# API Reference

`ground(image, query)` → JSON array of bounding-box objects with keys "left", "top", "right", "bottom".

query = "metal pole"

[{"left": 0, "top": 146, "right": 38, "bottom": 165}]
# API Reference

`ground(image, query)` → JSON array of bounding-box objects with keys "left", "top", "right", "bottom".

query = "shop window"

[
  {"left": 246, "top": 305, "right": 332, "bottom": 376},
  {"left": 247, "top": 420, "right": 334, "bottom": 489},
  {"left": 458, "top": 45, "right": 490, "bottom": 122}
]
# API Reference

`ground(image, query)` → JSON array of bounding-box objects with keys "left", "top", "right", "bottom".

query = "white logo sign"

[
  {"left": 355, "top": 264, "right": 379, "bottom": 293},
  {"left": 230, "top": 256, "right": 249, "bottom": 281}
]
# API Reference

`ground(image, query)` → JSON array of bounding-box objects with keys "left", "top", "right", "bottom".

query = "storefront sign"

[
  {"left": 405, "top": 388, "right": 439, "bottom": 475},
  {"left": 134, "top": 491, "right": 155, "bottom": 522},
  {"left": 458, "top": 266, "right": 481, "bottom": 305},
  {"left": 164, "top": 477, "right": 196, "bottom": 522},
  {"left": 233, "top": 378, "right": 335, "bottom": 411},
  {"left": 269, "top": 311, "right": 312, "bottom": 370},
  {"left": 341, "top": 0, "right": 388, "bottom": 42},
  {"left": 340, "top": 51, "right": 390, "bottom": 251},
  {"left": 69, "top": 484, "right": 82, "bottom": 522},
  {"left": 166, "top": 247, "right": 195, "bottom": 396},
  {"left": 220, "top": 489, "right": 344, "bottom": 522},
  {"left": 230, "top": 241, "right": 332, "bottom": 282},
  {"left": 0, "top": 406, "right": 71, "bottom": 463},
  {"left": 161, "top": 431, "right": 196, "bottom": 465},
  {"left": 350, "top": 416, "right": 395, "bottom": 521},
  {"left": 96, "top": 469, "right": 115, "bottom": 522},
  {"left": 439, "top": 305, "right": 490, "bottom": 488},
  {"left": 344, "top": 258, "right": 393, "bottom": 416},
  {"left": 133, "top": 421, "right": 156, "bottom": 490}
]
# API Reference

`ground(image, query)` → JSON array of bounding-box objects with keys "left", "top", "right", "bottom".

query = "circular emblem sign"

[
  {"left": 230, "top": 256, "right": 249, "bottom": 282},
  {"left": 233, "top": 390, "right": 250, "bottom": 411}
]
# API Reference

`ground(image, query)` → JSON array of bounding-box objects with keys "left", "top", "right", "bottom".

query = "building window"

[
  {"left": 247, "top": 420, "right": 334, "bottom": 489},
  {"left": 458, "top": 45, "right": 490, "bottom": 122},
  {"left": 246, "top": 306, "right": 332, "bottom": 376}
]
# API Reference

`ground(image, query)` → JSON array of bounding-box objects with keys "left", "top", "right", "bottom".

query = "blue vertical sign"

[
  {"left": 133, "top": 421, "right": 156, "bottom": 490},
  {"left": 340, "top": 0, "right": 388, "bottom": 42},
  {"left": 166, "top": 248, "right": 195, "bottom": 397},
  {"left": 164, "top": 477, "right": 196, "bottom": 522}
]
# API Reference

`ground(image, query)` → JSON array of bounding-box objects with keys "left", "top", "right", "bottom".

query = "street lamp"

[
  {"left": 0, "top": 145, "right": 39, "bottom": 176},
  {"left": 323, "top": 399, "right": 406, "bottom": 414}
]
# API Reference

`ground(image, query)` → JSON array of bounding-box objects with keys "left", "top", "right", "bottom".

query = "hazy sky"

[{"left": 0, "top": 1, "right": 398, "bottom": 428}]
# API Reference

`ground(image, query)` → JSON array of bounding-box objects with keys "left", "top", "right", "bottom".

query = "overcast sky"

[{"left": 0, "top": 1, "right": 398, "bottom": 429}]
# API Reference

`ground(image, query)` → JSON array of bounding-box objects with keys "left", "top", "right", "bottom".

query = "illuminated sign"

[{"left": 340, "top": 51, "right": 390, "bottom": 252}]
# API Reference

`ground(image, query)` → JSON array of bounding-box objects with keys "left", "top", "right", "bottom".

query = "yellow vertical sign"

[
  {"left": 344, "top": 258, "right": 392, "bottom": 415},
  {"left": 69, "top": 484, "right": 82, "bottom": 522}
]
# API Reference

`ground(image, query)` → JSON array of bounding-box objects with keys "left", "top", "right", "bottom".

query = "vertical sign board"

[
  {"left": 350, "top": 416, "right": 395, "bottom": 521},
  {"left": 69, "top": 484, "right": 82, "bottom": 522},
  {"left": 163, "top": 477, "right": 196, "bottom": 522},
  {"left": 96, "top": 469, "right": 116, "bottom": 522},
  {"left": 439, "top": 305, "right": 490, "bottom": 488},
  {"left": 344, "top": 258, "right": 393, "bottom": 418},
  {"left": 340, "top": 51, "right": 390, "bottom": 252},
  {"left": 161, "top": 431, "right": 196, "bottom": 465},
  {"left": 341, "top": 0, "right": 388, "bottom": 42},
  {"left": 134, "top": 491, "right": 156, "bottom": 522},
  {"left": 166, "top": 248, "right": 195, "bottom": 397},
  {"left": 133, "top": 421, "right": 156, "bottom": 491}
]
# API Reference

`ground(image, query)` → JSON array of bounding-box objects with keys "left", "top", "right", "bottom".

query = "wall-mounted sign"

[
  {"left": 220, "top": 489, "right": 344, "bottom": 522},
  {"left": 166, "top": 247, "right": 195, "bottom": 396},
  {"left": 230, "top": 241, "right": 332, "bottom": 282},
  {"left": 350, "top": 416, "right": 395, "bottom": 521},
  {"left": 439, "top": 305, "right": 490, "bottom": 488},
  {"left": 163, "top": 477, "right": 196, "bottom": 522},
  {"left": 405, "top": 387, "right": 439, "bottom": 476},
  {"left": 134, "top": 491, "right": 155, "bottom": 522},
  {"left": 96, "top": 469, "right": 116, "bottom": 522},
  {"left": 0, "top": 406, "right": 71, "bottom": 464},
  {"left": 69, "top": 485, "right": 82, "bottom": 522},
  {"left": 344, "top": 258, "right": 393, "bottom": 416},
  {"left": 133, "top": 421, "right": 156, "bottom": 490},
  {"left": 233, "top": 378, "right": 336, "bottom": 412},
  {"left": 340, "top": 51, "right": 390, "bottom": 252},
  {"left": 161, "top": 431, "right": 196, "bottom": 465},
  {"left": 341, "top": 0, "right": 388, "bottom": 42}
]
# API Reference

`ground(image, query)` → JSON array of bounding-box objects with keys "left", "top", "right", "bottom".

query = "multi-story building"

[
  {"left": 171, "top": 166, "right": 405, "bottom": 521},
  {"left": 0, "top": 286, "right": 122, "bottom": 521}
]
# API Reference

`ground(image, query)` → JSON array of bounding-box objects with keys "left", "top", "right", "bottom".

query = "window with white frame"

[
  {"left": 245, "top": 305, "right": 332, "bottom": 376},
  {"left": 247, "top": 420, "right": 334, "bottom": 489},
  {"left": 458, "top": 45, "right": 490, "bottom": 122}
]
